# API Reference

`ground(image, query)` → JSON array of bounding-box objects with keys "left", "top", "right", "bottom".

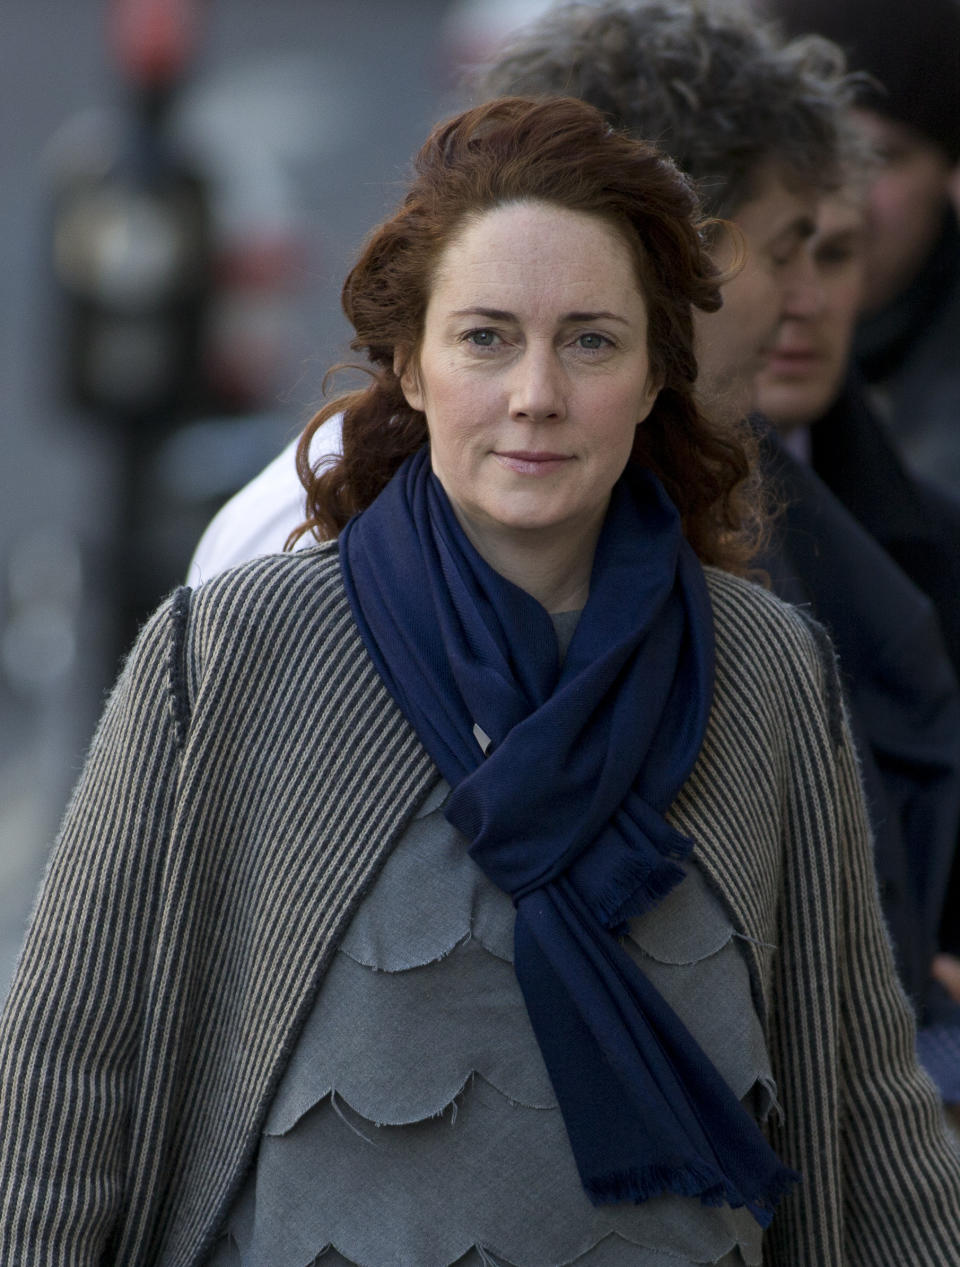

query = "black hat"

[{"left": 765, "top": 0, "right": 960, "bottom": 161}]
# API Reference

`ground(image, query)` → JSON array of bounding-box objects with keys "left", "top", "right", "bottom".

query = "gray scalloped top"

[{"left": 207, "top": 769, "right": 775, "bottom": 1267}]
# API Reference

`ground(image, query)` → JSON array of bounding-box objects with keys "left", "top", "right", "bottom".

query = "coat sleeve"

[
  {"left": 0, "top": 593, "right": 187, "bottom": 1266},
  {"left": 766, "top": 617, "right": 960, "bottom": 1265},
  {"left": 831, "top": 706, "right": 960, "bottom": 1264}
]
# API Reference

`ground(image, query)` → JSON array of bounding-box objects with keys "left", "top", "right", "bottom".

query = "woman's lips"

[{"left": 494, "top": 451, "right": 573, "bottom": 476}]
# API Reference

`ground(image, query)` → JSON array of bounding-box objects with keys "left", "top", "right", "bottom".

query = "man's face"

[
  {"left": 753, "top": 190, "right": 867, "bottom": 430},
  {"left": 853, "top": 108, "right": 954, "bottom": 314},
  {"left": 693, "top": 166, "right": 821, "bottom": 418}
]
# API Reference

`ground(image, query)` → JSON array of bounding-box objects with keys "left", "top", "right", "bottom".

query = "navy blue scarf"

[{"left": 339, "top": 446, "right": 798, "bottom": 1226}]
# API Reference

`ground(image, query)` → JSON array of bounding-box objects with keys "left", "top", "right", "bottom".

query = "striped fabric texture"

[{"left": 0, "top": 543, "right": 958, "bottom": 1266}]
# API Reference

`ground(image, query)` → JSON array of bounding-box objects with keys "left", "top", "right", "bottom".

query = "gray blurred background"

[{"left": 0, "top": 0, "right": 552, "bottom": 992}]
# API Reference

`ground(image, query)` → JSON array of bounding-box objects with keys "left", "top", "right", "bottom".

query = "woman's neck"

[{"left": 456, "top": 514, "right": 603, "bottom": 614}]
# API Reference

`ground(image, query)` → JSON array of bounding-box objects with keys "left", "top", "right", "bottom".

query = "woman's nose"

[{"left": 508, "top": 348, "right": 567, "bottom": 422}]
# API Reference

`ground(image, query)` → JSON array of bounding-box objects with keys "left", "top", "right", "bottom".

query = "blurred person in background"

[
  {"left": 188, "top": 0, "right": 960, "bottom": 1086},
  {"left": 760, "top": 0, "right": 960, "bottom": 1083},
  {"left": 3, "top": 91, "right": 960, "bottom": 1267},
  {"left": 764, "top": 0, "right": 960, "bottom": 495},
  {"left": 753, "top": 175, "right": 960, "bottom": 1096}
]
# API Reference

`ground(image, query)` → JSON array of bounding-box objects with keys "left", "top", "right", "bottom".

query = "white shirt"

[{"left": 186, "top": 414, "right": 344, "bottom": 585}]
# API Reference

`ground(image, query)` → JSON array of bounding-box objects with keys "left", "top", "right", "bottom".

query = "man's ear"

[{"left": 394, "top": 347, "right": 423, "bottom": 413}]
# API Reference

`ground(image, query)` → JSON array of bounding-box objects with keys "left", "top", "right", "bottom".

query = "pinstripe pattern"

[{"left": 0, "top": 543, "right": 957, "bottom": 1266}]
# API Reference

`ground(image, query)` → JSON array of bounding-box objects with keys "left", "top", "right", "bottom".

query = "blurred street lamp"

[
  {"left": 51, "top": 0, "right": 213, "bottom": 428},
  {"left": 47, "top": 0, "right": 214, "bottom": 657}
]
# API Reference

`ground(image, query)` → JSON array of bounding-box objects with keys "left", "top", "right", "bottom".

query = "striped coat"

[{"left": 0, "top": 543, "right": 958, "bottom": 1266}]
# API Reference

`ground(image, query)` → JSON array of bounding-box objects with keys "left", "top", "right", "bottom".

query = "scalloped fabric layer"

[
  {"left": 210, "top": 1233, "right": 748, "bottom": 1266},
  {"left": 208, "top": 778, "right": 774, "bottom": 1267}
]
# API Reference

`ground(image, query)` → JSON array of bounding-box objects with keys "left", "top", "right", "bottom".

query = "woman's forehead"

[{"left": 428, "top": 202, "right": 643, "bottom": 306}]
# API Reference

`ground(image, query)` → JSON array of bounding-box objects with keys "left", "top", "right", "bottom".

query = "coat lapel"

[
  {"left": 139, "top": 567, "right": 440, "bottom": 1266},
  {"left": 667, "top": 587, "right": 785, "bottom": 1025}
]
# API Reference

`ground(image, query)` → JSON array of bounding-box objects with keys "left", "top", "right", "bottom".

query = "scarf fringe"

[
  {"left": 584, "top": 1159, "right": 799, "bottom": 1229},
  {"left": 743, "top": 1163, "right": 803, "bottom": 1227},
  {"left": 592, "top": 852, "right": 687, "bottom": 931}
]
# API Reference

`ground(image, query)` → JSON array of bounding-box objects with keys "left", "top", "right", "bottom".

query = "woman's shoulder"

[
  {"left": 702, "top": 566, "right": 844, "bottom": 745},
  {"left": 187, "top": 541, "right": 346, "bottom": 637},
  {"left": 703, "top": 564, "right": 803, "bottom": 628},
  {"left": 704, "top": 565, "right": 831, "bottom": 666},
  {"left": 172, "top": 542, "right": 361, "bottom": 703},
  {"left": 191, "top": 539, "right": 341, "bottom": 600}
]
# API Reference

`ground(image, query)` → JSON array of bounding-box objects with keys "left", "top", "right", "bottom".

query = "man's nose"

[{"left": 782, "top": 251, "right": 827, "bottom": 318}]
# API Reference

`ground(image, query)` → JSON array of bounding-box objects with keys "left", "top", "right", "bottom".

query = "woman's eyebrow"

[
  {"left": 450, "top": 307, "right": 515, "bottom": 320},
  {"left": 564, "top": 310, "right": 631, "bottom": 324},
  {"left": 450, "top": 306, "right": 630, "bottom": 324}
]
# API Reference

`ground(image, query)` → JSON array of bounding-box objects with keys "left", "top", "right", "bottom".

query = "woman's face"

[{"left": 399, "top": 201, "right": 659, "bottom": 571}]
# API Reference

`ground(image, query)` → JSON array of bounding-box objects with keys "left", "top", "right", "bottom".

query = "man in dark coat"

[
  {"left": 758, "top": 431, "right": 960, "bottom": 1012},
  {"left": 754, "top": 177, "right": 960, "bottom": 1094}
]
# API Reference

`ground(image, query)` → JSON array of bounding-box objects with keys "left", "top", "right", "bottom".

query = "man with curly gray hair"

[
  {"left": 479, "top": 0, "right": 855, "bottom": 414},
  {"left": 481, "top": 0, "right": 851, "bottom": 221}
]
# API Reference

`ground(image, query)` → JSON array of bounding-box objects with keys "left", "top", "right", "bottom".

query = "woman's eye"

[
  {"left": 465, "top": 328, "right": 500, "bottom": 347},
  {"left": 576, "top": 332, "right": 610, "bottom": 350}
]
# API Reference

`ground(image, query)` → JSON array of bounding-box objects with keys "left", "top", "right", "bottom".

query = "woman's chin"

[{"left": 462, "top": 499, "right": 599, "bottom": 547}]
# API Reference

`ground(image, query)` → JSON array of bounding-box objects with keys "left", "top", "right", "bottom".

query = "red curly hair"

[{"left": 289, "top": 96, "right": 764, "bottom": 573}]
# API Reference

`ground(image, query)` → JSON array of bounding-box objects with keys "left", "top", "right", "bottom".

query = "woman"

[{"left": 1, "top": 97, "right": 958, "bottom": 1267}]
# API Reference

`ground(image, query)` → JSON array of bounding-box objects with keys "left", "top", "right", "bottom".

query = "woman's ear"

[
  {"left": 394, "top": 347, "right": 424, "bottom": 413},
  {"left": 637, "top": 375, "right": 662, "bottom": 425}
]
